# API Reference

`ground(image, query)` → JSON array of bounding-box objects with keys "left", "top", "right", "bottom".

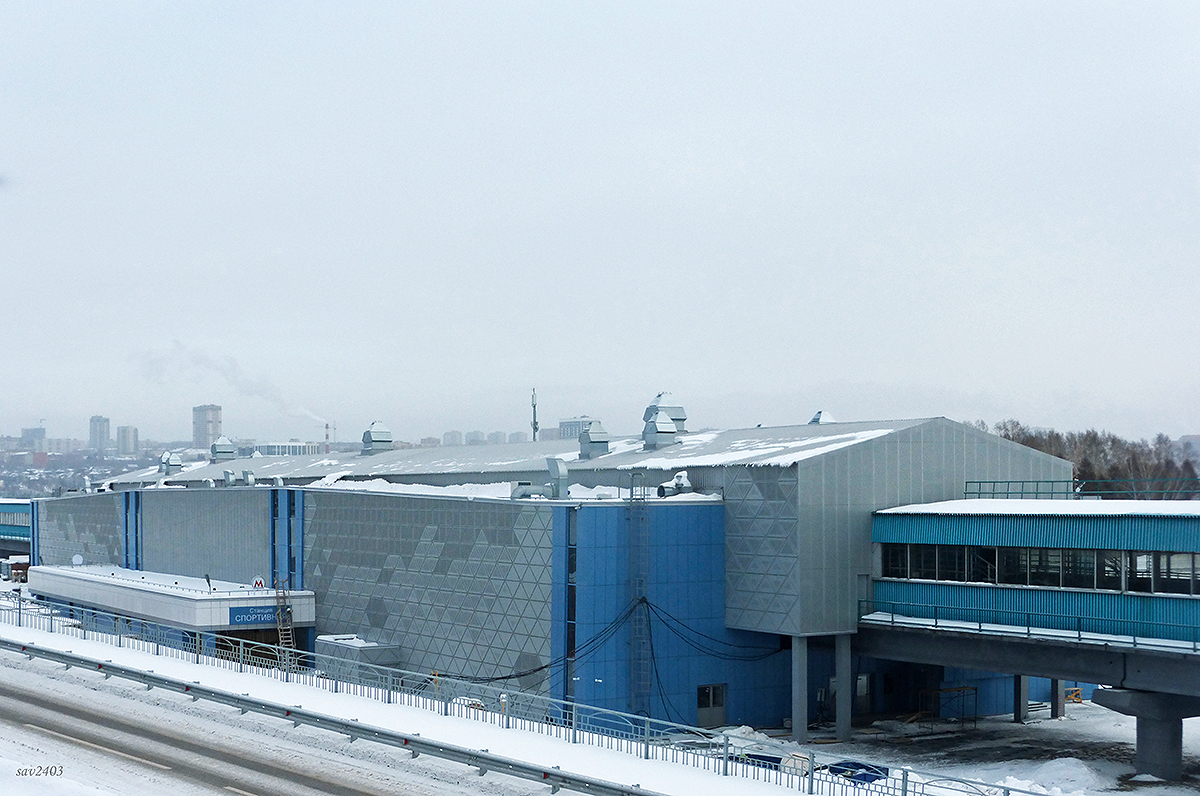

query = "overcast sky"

[{"left": 3, "top": 2, "right": 1198, "bottom": 445}]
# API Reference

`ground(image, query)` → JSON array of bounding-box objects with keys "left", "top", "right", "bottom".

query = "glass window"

[
  {"left": 881, "top": 544, "right": 908, "bottom": 578},
  {"left": 997, "top": 547, "right": 1028, "bottom": 585},
  {"left": 909, "top": 544, "right": 937, "bottom": 580},
  {"left": 937, "top": 546, "right": 966, "bottom": 581},
  {"left": 1156, "top": 552, "right": 1192, "bottom": 595},
  {"left": 1062, "top": 549, "right": 1096, "bottom": 589},
  {"left": 1098, "top": 550, "right": 1123, "bottom": 590},
  {"left": 1127, "top": 552, "right": 1153, "bottom": 592},
  {"left": 968, "top": 547, "right": 997, "bottom": 583},
  {"left": 1028, "top": 549, "right": 1062, "bottom": 587}
]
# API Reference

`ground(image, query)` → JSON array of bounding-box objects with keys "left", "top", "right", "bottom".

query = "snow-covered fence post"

[
  {"left": 721, "top": 733, "right": 729, "bottom": 776},
  {"left": 807, "top": 751, "right": 816, "bottom": 794},
  {"left": 643, "top": 716, "right": 651, "bottom": 760},
  {"left": 901, "top": 768, "right": 908, "bottom": 796},
  {"left": 570, "top": 702, "right": 578, "bottom": 744}
]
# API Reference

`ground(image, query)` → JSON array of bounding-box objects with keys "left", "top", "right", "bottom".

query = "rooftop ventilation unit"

[
  {"left": 210, "top": 435, "right": 236, "bottom": 463},
  {"left": 578, "top": 420, "right": 610, "bottom": 459},
  {"left": 242, "top": 469, "right": 256, "bottom": 486},
  {"left": 642, "top": 393, "right": 686, "bottom": 450},
  {"left": 808, "top": 410, "right": 837, "bottom": 424},
  {"left": 643, "top": 393, "right": 687, "bottom": 432},
  {"left": 361, "top": 421, "right": 394, "bottom": 455},
  {"left": 222, "top": 469, "right": 236, "bottom": 486},
  {"left": 165, "top": 453, "right": 183, "bottom": 475}
]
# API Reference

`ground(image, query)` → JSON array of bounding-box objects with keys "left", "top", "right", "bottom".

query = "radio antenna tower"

[{"left": 530, "top": 388, "right": 539, "bottom": 442}]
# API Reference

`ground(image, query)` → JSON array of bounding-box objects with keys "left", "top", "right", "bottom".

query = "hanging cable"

[
  {"left": 450, "top": 596, "right": 644, "bottom": 683},
  {"left": 645, "top": 600, "right": 783, "bottom": 661},
  {"left": 645, "top": 600, "right": 686, "bottom": 724}
]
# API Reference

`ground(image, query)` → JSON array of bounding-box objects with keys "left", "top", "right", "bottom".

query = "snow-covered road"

[{"left": 2, "top": 617, "right": 1200, "bottom": 796}]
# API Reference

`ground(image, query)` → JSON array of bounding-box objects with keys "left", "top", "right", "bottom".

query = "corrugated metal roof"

[{"left": 110, "top": 417, "right": 936, "bottom": 487}]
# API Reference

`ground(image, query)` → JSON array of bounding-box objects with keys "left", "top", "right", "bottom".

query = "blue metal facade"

[
  {"left": 121, "top": 491, "right": 142, "bottom": 569},
  {"left": 270, "top": 489, "right": 303, "bottom": 589},
  {"left": 872, "top": 580, "right": 1200, "bottom": 643},
  {"left": 560, "top": 502, "right": 790, "bottom": 727},
  {"left": 0, "top": 500, "right": 32, "bottom": 542},
  {"left": 872, "top": 510, "right": 1200, "bottom": 642},
  {"left": 874, "top": 511, "right": 1200, "bottom": 552}
]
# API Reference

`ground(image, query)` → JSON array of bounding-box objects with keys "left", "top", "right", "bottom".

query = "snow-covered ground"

[{"left": 1, "top": 610, "right": 1198, "bottom": 796}]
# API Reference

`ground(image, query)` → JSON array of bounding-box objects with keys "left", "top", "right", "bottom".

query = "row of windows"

[
  {"left": 881, "top": 543, "right": 1200, "bottom": 595},
  {"left": 0, "top": 512, "right": 31, "bottom": 527}
]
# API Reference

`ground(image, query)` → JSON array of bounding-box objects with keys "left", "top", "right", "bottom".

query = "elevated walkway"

[{"left": 857, "top": 611, "right": 1200, "bottom": 779}]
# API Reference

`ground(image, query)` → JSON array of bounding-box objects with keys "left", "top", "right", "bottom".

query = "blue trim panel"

[
  {"left": 874, "top": 579, "right": 1200, "bottom": 643},
  {"left": 874, "top": 512, "right": 1200, "bottom": 552}
]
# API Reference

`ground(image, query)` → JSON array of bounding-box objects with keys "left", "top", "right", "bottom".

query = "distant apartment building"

[
  {"left": 89, "top": 416, "right": 110, "bottom": 455},
  {"left": 419, "top": 437, "right": 441, "bottom": 447},
  {"left": 46, "top": 438, "right": 82, "bottom": 454},
  {"left": 487, "top": 431, "right": 506, "bottom": 445},
  {"left": 255, "top": 441, "right": 322, "bottom": 456},
  {"left": 192, "top": 405, "right": 222, "bottom": 450},
  {"left": 20, "top": 428, "right": 47, "bottom": 452},
  {"left": 442, "top": 430, "right": 463, "bottom": 447},
  {"left": 464, "top": 430, "right": 486, "bottom": 445},
  {"left": 507, "top": 431, "right": 528, "bottom": 444},
  {"left": 557, "top": 417, "right": 591, "bottom": 440},
  {"left": 116, "top": 426, "right": 139, "bottom": 456}
]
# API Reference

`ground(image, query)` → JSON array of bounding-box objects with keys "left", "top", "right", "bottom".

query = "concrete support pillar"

[
  {"left": 791, "top": 636, "right": 808, "bottom": 743},
  {"left": 835, "top": 633, "right": 852, "bottom": 741},
  {"left": 1092, "top": 688, "right": 1200, "bottom": 781},
  {"left": 1136, "top": 714, "right": 1183, "bottom": 781},
  {"left": 1013, "top": 675, "right": 1029, "bottom": 723},
  {"left": 1050, "top": 679, "right": 1066, "bottom": 718}
]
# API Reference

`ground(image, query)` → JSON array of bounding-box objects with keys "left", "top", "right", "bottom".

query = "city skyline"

[{"left": 3, "top": 5, "right": 1198, "bottom": 443}]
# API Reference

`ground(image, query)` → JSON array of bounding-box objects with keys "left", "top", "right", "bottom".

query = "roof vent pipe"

[
  {"left": 222, "top": 469, "right": 236, "bottom": 486},
  {"left": 657, "top": 470, "right": 693, "bottom": 497},
  {"left": 242, "top": 470, "right": 256, "bottom": 486}
]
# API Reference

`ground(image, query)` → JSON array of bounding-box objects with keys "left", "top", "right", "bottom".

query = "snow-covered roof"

[
  {"left": 879, "top": 498, "right": 1200, "bottom": 518},
  {"left": 36, "top": 565, "right": 274, "bottom": 596},
  {"left": 108, "top": 418, "right": 935, "bottom": 487}
]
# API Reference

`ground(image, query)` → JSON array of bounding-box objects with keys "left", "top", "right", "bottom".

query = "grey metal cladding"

[
  {"left": 303, "top": 491, "right": 555, "bottom": 692},
  {"left": 140, "top": 488, "right": 270, "bottom": 584},
  {"left": 33, "top": 492, "right": 123, "bottom": 566},
  {"left": 725, "top": 418, "right": 1073, "bottom": 637}
]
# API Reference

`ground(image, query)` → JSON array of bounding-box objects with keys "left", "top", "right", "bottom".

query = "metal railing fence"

[
  {"left": 0, "top": 591, "right": 1061, "bottom": 796},
  {"left": 964, "top": 479, "right": 1200, "bottom": 500},
  {"left": 860, "top": 598, "right": 1200, "bottom": 652}
]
